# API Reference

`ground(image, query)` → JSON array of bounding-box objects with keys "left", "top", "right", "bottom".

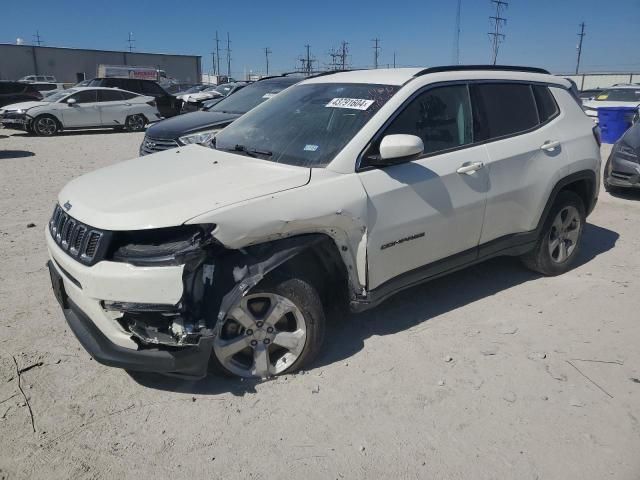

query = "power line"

[
  {"left": 264, "top": 47, "right": 272, "bottom": 75},
  {"left": 372, "top": 37, "right": 381, "bottom": 69},
  {"left": 576, "top": 22, "right": 586, "bottom": 75},
  {"left": 33, "top": 31, "right": 43, "bottom": 47},
  {"left": 453, "top": 0, "right": 462, "bottom": 64},
  {"left": 488, "top": 0, "right": 508, "bottom": 65},
  {"left": 127, "top": 32, "right": 135, "bottom": 52}
]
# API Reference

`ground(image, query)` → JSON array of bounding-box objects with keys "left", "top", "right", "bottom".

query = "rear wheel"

[
  {"left": 32, "top": 115, "right": 59, "bottom": 136},
  {"left": 125, "top": 114, "right": 146, "bottom": 132},
  {"left": 521, "top": 191, "right": 585, "bottom": 276},
  {"left": 210, "top": 276, "right": 325, "bottom": 378}
]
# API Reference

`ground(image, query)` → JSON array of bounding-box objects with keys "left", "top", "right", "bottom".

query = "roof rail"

[
  {"left": 414, "top": 65, "right": 550, "bottom": 77},
  {"left": 307, "top": 69, "right": 361, "bottom": 79}
]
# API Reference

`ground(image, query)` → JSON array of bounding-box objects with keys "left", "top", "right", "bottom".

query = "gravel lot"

[{"left": 1, "top": 127, "right": 639, "bottom": 480}]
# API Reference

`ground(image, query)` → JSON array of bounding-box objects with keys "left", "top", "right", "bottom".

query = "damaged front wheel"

[{"left": 210, "top": 276, "right": 325, "bottom": 379}]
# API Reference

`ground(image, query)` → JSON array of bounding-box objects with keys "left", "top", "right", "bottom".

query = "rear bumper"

[{"left": 63, "top": 295, "right": 213, "bottom": 378}]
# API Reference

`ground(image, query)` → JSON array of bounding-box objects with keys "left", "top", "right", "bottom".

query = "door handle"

[
  {"left": 540, "top": 140, "right": 561, "bottom": 151},
  {"left": 457, "top": 161, "right": 484, "bottom": 175}
]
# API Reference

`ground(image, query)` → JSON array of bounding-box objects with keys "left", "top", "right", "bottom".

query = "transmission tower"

[
  {"left": 297, "top": 44, "right": 317, "bottom": 75},
  {"left": 488, "top": 0, "right": 508, "bottom": 65},
  {"left": 127, "top": 32, "right": 135, "bottom": 52},
  {"left": 372, "top": 38, "right": 381, "bottom": 69},
  {"left": 33, "top": 31, "right": 43, "bottom": 46},
  {"left": 453, "top": 0, "right": 462, "bottom": 64},
  {"left": 338, "top": 41, "right": 349, "bottom": 70},
  {"left": 575, "top": 22, "right": 586, "bottom": 75},
  {"left": 264, "top": 47, "right": 272, "bottom": 75}
]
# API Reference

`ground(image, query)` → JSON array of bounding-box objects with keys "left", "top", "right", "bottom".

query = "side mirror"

[
  {"left": 66, "top": 98, "right": 77, "bottom": 106},
  {"left": 378, "top": 134, "right": 424, "bottom": 162}
]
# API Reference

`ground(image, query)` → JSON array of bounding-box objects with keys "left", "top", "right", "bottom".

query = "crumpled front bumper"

[
  {"left": 62, "top": 294, "right": 213, "bottom": 378},
  {"left": 606, "top": 149, "right": 640, "bottom": 188}
]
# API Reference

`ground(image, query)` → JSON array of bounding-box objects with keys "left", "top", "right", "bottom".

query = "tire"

[
  {"left": 32, "top": 114, "right": 60, "bottom": 136},
  {"left": 521, "top": 191, "right": 586, "bottom": 276},
  {"left": 125, "top": 114, "right": 146, "bottom": 132},
  {"left": 209, "top": 275, "right": 325, "bottom": 379}
]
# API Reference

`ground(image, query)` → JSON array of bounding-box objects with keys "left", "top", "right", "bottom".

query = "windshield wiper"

[{"left": 230, "top": 144, "right": 273, "bottom": 158}]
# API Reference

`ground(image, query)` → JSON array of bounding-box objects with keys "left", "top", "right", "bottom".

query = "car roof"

[
  {"left": 301, "top": 66, "right": 569, "bottom": 88},
  {"left": 605, "top": 85, "right": 640, "bottom": 89}
]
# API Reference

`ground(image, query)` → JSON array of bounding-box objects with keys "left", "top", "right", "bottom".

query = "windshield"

[
  {"left": 214, "top": 83, "right": 399, "bottom": 167},
  {"left": 44, "top": 89, "right": 77, "bottom": 102},
  {"left": 207, "top": 79, "right": 297, "bottom": 114},
  {"left": 596, "top": 89, "right": 640, "bottom": 102}
]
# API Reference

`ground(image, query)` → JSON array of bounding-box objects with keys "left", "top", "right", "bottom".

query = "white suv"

[{"left": 46, "top": 66, "right": 601, "bottom": 379}]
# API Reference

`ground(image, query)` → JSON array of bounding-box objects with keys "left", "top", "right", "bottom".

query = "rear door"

[
  {"left": 472, "top": 82, "right": 568, "bottom": 244},
  {"left": 97, "top": 89, "right": 127, "bottom": 126},
  {"left": 60, "top": 89, "right": 100, "bottom": 127},
  {"left": 359, "top": 84, "right": 490, "bottom": 289}
]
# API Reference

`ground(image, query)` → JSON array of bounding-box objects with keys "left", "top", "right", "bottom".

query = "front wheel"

[
  {"left": 125, "top": 114, "right": 146, "bottom": 132},
  {"left": 32, "top": 115, "right": 59, "bottom": 136},
  {"left": 521, "top": 191, "right": 585, "bottom": 276},
  {"left": 210, "top": 276, "right": 325, "bottom": 379}
]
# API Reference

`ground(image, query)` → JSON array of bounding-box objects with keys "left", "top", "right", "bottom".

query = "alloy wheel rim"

[
  {"left": 213, "top": 293, "right": 307, "bottom": 378},
  {"left": 129, "top": 115, "right": 144, "bottom": 130},
  {"left": 548, "top": 206, "right": 581, "bottom": 263},
  {"left": 37, "top": 117, "right": 56, "bottom": 135}
]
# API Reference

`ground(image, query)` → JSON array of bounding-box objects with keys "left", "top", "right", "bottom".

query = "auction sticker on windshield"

[{"left": 326, "top": 98, "right": 375, "bottom": 110}]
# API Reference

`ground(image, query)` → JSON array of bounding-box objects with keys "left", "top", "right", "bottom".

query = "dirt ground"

[{"left": 0, "top": 127, "right": 639, "bottom": 480}]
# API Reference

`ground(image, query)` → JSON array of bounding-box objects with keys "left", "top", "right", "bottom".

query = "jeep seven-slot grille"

[{"left": 49, "top": 205, "right": 108, "bottom": 266}]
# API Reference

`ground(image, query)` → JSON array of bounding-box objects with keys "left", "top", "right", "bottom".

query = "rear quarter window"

[
  {"left": 532, "top": 85, "right": 559, "bottom": 123},
  {"left": 470, "top": 83, "right": 539, "bottom": 141}
]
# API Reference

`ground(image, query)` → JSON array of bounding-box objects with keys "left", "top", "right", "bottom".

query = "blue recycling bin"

[{"left": 598, "top": 106, "right": 637, "bottom": 144}]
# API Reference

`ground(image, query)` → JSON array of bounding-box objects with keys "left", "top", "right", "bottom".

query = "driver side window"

[{"left": 377, "top": 84, "right": 474, "bottom": 159}]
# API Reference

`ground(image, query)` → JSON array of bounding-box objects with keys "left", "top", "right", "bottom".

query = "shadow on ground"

[
  {"left": 0, "top": 150, "right": 35, "bottom": 159},
  {"left": 129, "top": 223, "right": 619, "bottom": 396},
  {"left": 8, "top": 128, "right": 145, "bottom": 137},
  {"left": 607, "top": 188, "right": 640, "bottom": 201}
]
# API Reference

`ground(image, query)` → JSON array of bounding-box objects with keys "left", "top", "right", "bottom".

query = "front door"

[
  {"left": 359, "top": 84, "right": 489, "bottom": 290},
  {"left": 60, "top": 89, "right": 100, "bottom": 127}
]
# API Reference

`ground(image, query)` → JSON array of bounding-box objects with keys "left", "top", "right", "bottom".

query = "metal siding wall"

[
  {"left": 0, "top": 44, "right": 200, "bottom": 83},
  {"left": 564, "top": 73, "right": 638, "bottom": 90}
]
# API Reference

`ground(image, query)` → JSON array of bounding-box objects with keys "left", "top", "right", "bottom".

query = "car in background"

[
  {"left": 0, "top": 81, "right": 42, "bottom": 109},
  {"left": 86, "top": 78, "right": 181, "bottom": 117},
  {"left": 140, "top": 75, "right": 301, "bottom": 155},
  {"left": 604, "top": 115, "right": 640, "bottom": 192},
  {"left": 578, "top": 89, "right": 603, "bottom": 102},
  {"left": 181, "top": 82, "right": 248, "bottom": 112},
  {"left": 165, "top": 83, "right": 200, "bottom": 95},
  {"left": 19, "top": 75, "right": 57, "bottom": 83},
  {"left": 0, "top": 87, "right": 160, "bottom": 135},
  {"left": 582, "top": 86, "right": 640, "bottom": 122}
]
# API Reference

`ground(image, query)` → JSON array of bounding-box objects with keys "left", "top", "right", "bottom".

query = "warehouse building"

[{"left": 0, "top": 44, "right": 201, "bottom": 83}]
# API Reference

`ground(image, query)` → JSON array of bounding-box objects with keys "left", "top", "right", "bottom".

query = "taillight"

[
  {"left": 146, "top": 100, "right": 156, "bottom": 107},
  {"left": 593, "top": 125, "right": 601, "bottom": 147}
]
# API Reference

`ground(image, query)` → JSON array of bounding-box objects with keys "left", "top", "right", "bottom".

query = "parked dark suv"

[
  {"left": 0, "top": 81, "right": 42, "bottom": 108},
  {"left": 87, "top": 78, "right": 180, "bottom": 117},
  {"left": 140, "top": 75, "right": 301, "bottom": 155}
]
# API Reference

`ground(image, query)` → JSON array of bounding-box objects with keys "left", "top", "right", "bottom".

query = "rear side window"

[
  {"left": 533, "top": 85, "right": 559, "bottom": 123},
  {"left": 98, "top": 90, "right": 124, "bottom": 101},
  {"left": 384, "top": 84, "right": 473, "bottom": 155},
  {"left": 69, "top": 90, "right": 98, "bottom": 104},
  {"left": 470, "top": 83, "right": 539, "bottom": 141},
  {"left": 121, "top": 91, "right": 138, "bottom": 100}
]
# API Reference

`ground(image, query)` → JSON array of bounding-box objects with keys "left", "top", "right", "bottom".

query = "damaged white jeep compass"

[{"left": 46, "top": 66, "right": 601, "bottom": 379}]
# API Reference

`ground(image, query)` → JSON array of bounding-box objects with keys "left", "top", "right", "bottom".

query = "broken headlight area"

[{"left": 110, "top": 224, "right": 217, "bottom": 266}]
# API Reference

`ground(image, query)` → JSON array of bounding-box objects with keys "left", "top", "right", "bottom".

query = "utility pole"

[
  {"left": 575, "top": 22, "right": 586, "bottom": 75},
  {"left": 453, "top": 0, "right": 462, "bottom": 64},
  {"left": 33, "top": 31, "right": 43, "bottom": 46},
  {"left": 372, "top": 38, "right": 381, "bottom": 69},
  {"left": 338, "top": 41, "right": 349, "bottom": 70},
  {"left": 488, "top": 0, "right": 508, "bottom": 65},
  {"left": 127, "top": 32, "right": 135, "bottom": 52},
  {"left": 264, "top": 47, "right": 272, "bottom": 75},
  {"left": 393, "top": 51, "right": 397, "bottom": 68},
  {"left": 215, "top": 31, "right": 221, "bottom": 75},
  {"left": 226, "top": 32, "right": 231, "bottom": 77}
]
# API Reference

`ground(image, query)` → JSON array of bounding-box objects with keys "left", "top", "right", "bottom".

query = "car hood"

[
  {"left": 58, "top": 145, "right": 311, "bottom": 231},
  {"left": 1, "top": 101, "right": 48, "bottom": 112},
  {"left": 145, "top": 110, "right": 241, "bottom": 138}
]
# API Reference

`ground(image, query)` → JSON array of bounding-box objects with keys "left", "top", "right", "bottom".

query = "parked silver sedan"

[{"left": 0, "top": 87, "right": 161, "bottom": 136}]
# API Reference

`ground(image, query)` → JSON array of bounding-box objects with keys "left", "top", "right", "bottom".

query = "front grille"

[
  {"left": 140, "top": 136, "right": 179, "bottom": 155},
  {"left": 49, "top": 205, "right": 110, "bottom": 266},
  {"left": 611, "top": 171, "right": 632, "bottom": 180}
]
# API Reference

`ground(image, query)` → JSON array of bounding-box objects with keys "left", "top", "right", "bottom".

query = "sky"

[{"left": 2, "top": 0, "right": 640, "bottom": 78}]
